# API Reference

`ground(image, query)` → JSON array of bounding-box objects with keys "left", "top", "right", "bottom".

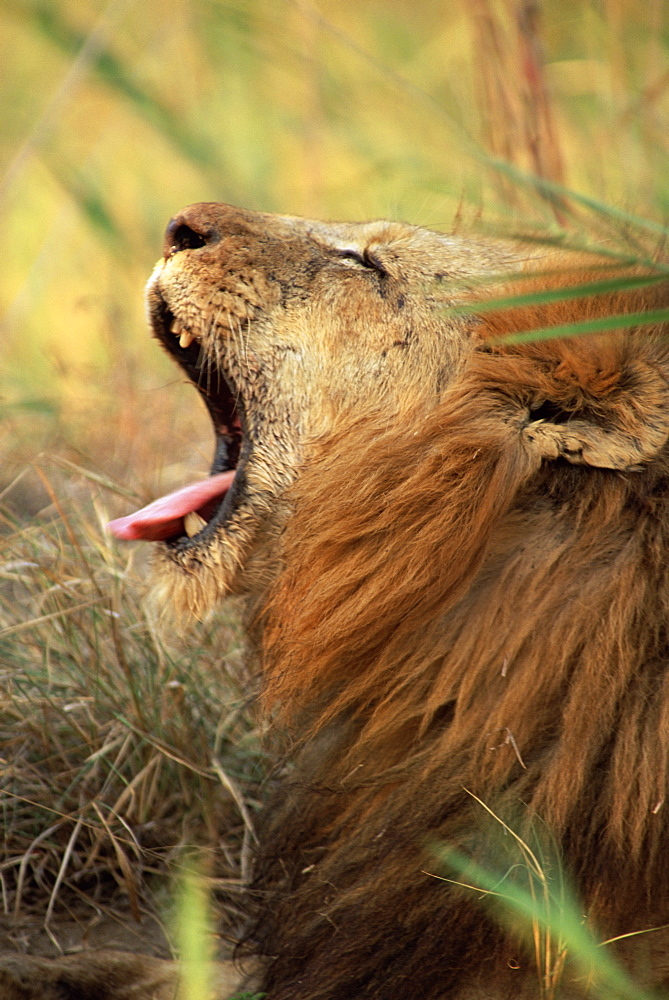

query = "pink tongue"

[{"left": 107, "top": 471, "right": 236, "bottom": 541}]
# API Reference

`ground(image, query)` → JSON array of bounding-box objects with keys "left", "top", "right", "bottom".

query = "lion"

[{"left": 3, "top": 202, "right": 669, "bottom": 999}]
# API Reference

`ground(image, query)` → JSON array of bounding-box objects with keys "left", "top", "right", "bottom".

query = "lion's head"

[
  {"left": 109, "top": 202, "right": 537, "bottom": 613},
  {"left": 109, "top": 203, "right": 669, "bottom": 998},
  {"left": 111, "top": 203, "right": 669, "bottom": 615}
]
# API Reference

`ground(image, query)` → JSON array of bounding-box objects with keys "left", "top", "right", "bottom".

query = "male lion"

[{"left": 4, "top": 203, "right": 669, "bottom": 999}]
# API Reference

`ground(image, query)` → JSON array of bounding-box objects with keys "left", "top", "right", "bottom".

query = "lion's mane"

[{"left": 250, "top": 277, "right": 669, "bottom": 999}]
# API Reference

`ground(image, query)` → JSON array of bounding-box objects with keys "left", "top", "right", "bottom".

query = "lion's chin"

[
  {"left": 109, "top": 447, "right": 271, "bottom": 621},
  {"left": 146, "top": 490, "right": 285, "bottom": 621},
  {"left": 108, "top": 475, "right": 244, "bottom": 619},
  {"left": 147, "top": 541, "right": 239, "bottom": 622}
]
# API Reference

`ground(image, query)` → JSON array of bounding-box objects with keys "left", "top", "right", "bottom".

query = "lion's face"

[
  {"left": 111, "top": 202, "right": 516, "bottom": 614},
  {"left": 109, "top": 203, "right": 669, "bottom": 625}
]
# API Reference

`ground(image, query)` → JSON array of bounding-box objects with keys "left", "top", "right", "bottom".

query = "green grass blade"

[
  {"left": 448, "top": 273, "right": 669, "bottom": 316},
  {"left": 432, "top": 844, "right": 657, "bottom": 1000},
  {"left": 492, "top": 307, "right": 669, "bottom": 344}
]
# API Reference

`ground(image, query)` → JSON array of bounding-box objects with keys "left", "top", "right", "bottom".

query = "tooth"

[
  {"left": 179, "top": 331, "right": 195, "bottom": 349},
  {"left": 184, "top": 511, "right": 207, "bottom": 537}
]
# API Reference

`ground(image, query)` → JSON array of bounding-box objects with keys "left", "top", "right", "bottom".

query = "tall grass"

[{"left": 0, "top": 456, "right": 265, "bottom": 947}]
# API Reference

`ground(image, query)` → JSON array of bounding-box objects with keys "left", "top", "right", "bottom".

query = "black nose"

[{"left": 163, "top": 210, "right": 219, "bottom": 258}]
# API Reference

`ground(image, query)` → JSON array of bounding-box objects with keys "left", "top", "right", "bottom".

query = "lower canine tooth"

[
  {"left": 179, "top": 331, "right": 196, "bottom": 349},
  {"left": 184, "top": 511, "right": 207, "bottom": 537}
]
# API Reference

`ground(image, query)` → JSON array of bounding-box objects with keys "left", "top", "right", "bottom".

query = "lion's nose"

[{"left": 163, "top": 209, "right": 220, "bottom": 258}]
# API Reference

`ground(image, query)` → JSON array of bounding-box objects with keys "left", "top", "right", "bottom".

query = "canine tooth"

[
  {"left": 179, "top": 331, "right": 196, "bottom": 349},
  {"left": 184, "top": 511, "right": 207, "bottom": 537}
]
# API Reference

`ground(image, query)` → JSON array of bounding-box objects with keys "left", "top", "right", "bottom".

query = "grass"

[
  {"left": 175, "top": 860, "right": 265, "bottom": 1000},
  {"left": 430, "top": 793, "right": 664, "bottom": 1000},
  {"left": 0, "top": 454, "right": 266, "bottom": 949},
  {"left": 2, "top": 0, "right": 669, "bottom": 995}
]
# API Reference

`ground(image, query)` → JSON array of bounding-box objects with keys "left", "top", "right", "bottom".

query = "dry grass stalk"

[{"left": 466, "top": 0, "right": 566, "bottom": 219}]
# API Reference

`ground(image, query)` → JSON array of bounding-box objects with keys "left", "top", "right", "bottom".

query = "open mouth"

[{"left": 108, "top": 295, "right": 246, "bottom": 546}]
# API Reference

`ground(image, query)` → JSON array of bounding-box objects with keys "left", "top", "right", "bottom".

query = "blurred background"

[
  {"left": 2, "top": 0, "right": 668, "bottom": 481},
  {"left": 1, "top": 0, "right": 669, "bottom": 955}
]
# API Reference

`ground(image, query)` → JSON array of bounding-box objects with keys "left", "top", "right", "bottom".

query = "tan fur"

[
  {"left": 4, "top": 205, "right": 669, "bottom": 999},
  {"left": 144, "top": 204, "right": 521, "bottom": 619}
]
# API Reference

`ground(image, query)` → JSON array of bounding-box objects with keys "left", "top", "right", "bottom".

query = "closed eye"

[{"left": 335, "top": 248, "right": 388, "bottom": 276}]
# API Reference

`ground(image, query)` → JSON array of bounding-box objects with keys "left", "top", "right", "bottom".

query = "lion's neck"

[
  {"left": 254, "top": 431, "right": 669, "bottom": 992},
  {"left": 263, "top": 457, "right": 669, "bottom": 866}
]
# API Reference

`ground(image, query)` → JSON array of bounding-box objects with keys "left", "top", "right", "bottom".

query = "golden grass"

[{"left": 0, "top": 453, "right": 265, "bottom": 944}]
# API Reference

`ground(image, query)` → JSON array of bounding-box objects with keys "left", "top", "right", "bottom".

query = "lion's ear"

[
  {"left": 520, "top": 364, "right": 669, "bottom": 472},
  {"left": 522, "top": 417, "right": 667, "bottom": 471}
]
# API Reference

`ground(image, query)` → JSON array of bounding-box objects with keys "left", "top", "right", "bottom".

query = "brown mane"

[{"left": 253, "top": 273, "right": 669, "bottom": 997}]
